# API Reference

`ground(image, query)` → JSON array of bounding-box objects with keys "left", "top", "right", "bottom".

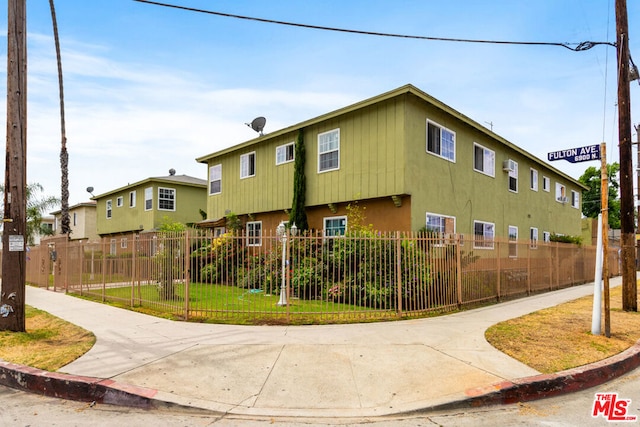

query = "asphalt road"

[{"left": 1, "top": 368, "right": 638, "bottom": 426}]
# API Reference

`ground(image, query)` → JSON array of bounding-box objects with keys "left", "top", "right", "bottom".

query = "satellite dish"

[{"left": 246, "top": 116, "right": 266, "bottom": 136}]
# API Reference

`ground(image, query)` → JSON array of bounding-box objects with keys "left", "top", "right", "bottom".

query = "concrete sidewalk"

[{"left": 3, "top": 276, "right": 639, "bottom": 418}]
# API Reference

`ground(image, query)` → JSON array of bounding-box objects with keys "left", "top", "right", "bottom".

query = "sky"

[{"left": 0, "top": 0, "right": 639, "bottom": 208}]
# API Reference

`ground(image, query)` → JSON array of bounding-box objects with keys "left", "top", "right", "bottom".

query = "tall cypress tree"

[{"left": 290, "top": 129, "right": 308, "bottom": 230}]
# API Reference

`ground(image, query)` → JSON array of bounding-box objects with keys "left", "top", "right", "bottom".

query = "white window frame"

[
  {"left": 425, "top": 212, "right": 456, "bottom": 245},
  {"left": 276, "top": 142, "right": 295, "bottom": 165},
  {"left": 323, "top": 216, "right": 347, "bottom": 238},
  {"left": 240, "top": 152, "right": 256, "bottom": 179},
  {"left": 246, "top": 221, "right": 262, "bottom": 247},
  {"left": 213, "top": 226, "right": 225, "bottom": 237},
  {"left": 543, "top": 231, "right": 551, "bottom": 242},
  {"left": 508, "top": 160, "right": 518, "bottom": 193},
  {"left": 426, "top": 119, "right": 456, "bottom": 162},
  {"left": 116, "top": 196, "right": 124, "bottom": 207},
  {"left": 121, "top": 238, "right": 127, "bottom": 249},
  {"left": 571, "top": 190, "right": 579, "bottom": 209},
  {"left": 530, "top": 227, "right": 539, "bottom": 249},
  {"left": 110, "top": 238, "right": 116, "bottom": 256},
  {"left": 318, "top": 129, "right": 340, "bottom": 173},
  {"left": 508, "top": 225, "right": 518, "bottom": 258},
  {"left": 473, "top": 220, "right": 495, "bottom": 249},
  {"left": 144, "top": 187, "right": 153, "bottom": 211},
  {"left": 158, "top": 187, "right": 176, "bottom": 211},
  {"left": 106, "top": 199, "right": 112, "bottom": 219},
  {"left": 209, "top": 164, "right": 222, "bottom": 195},
  {"left": 473, "top": 143, "right": 495, "bottom": 177},
  {"left": 542, "top": 176, "right": 550, "bottom": 192},
  {"left": 555, "top": 183, "right": 567, "bottom": 203},
  {"left": 129, "top": 190, "right": 136, "bottom": 208},
  {"left": 530, "top": 168, "right": 538, "bottom": 191}
]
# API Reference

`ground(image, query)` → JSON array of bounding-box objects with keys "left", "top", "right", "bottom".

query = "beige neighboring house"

[{"left": 50, "top": 201, "right": 99, "bottom": 242}]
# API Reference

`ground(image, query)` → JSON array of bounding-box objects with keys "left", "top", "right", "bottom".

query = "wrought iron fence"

[{"left": 20, "top": 230, "right": 616, "bottom": 323}]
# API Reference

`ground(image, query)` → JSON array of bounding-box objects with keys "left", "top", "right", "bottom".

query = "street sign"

[{"left": 547, "top": 144, "right": 601, "bottom": 163}]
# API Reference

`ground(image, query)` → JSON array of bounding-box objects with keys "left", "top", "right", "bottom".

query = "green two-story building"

[
  {"left": 196, "top": 84, "right": 586, "bottom": 246},
  {"left": 93, "top": 170, "right": 207, "bottom": 254}
]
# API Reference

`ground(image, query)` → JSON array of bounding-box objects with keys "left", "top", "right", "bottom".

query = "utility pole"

[
  {"left": 616, "top": 0, "right": 638, "bottom": 312},
  {"left": 0, "top": 0, "right": 27, "bottom": 332}
]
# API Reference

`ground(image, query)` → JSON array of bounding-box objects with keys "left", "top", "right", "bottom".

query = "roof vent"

[{"left": 169, "top": 168, "right": 176, "bottom": 176}]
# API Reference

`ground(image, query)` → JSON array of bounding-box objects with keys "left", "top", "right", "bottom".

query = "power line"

[{"left": 133, "top": 0, "right": 615, "bottom": 52}]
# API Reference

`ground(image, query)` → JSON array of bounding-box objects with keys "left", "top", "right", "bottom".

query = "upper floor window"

[
  {"left": 73, "top": 212, "right": 77, "bottom": 226},
  {"left": 276, "top": 142, "right": 295, "bottom": 165},
  {"left": 571, "top": 190, "right": 579, "bottom": 209},
  {"left": 555, "top": 183, "right": 566, "bottom": 203},
  {"left": 542, "top": 176, "right": 550, "bottom": 192},
  {"left": 324, "top": 216, "right": 347, "bottom": 237},
  {"left": 473, "top": 143, "right": 495, "bottom": 177},
  {"left": 129, "top": 191, "right": 136, "bottom": 208},
  {"left": 246, "top": 221, "right": 262, "bottom": 246},
  {"left": 473, "top": 220, "right": 494, "bottom": 249},
  {"left": 318, "top": 129, "right": 340, "bottom": 172},
  {"left": 240, "top": 152, "right": 256, "bottom": 179},
  {"left": 530, "top": 168, "right": 538, "bottom": 191},
  {"left": 158, "top": 187, "right": 176, "bottom": 211},
  {"left": 116, "top": 196, "right": 124, "bottom": 207},
  {"left": 427, "top": 120, "right": 455, "bottom": 162},
  {"left": 506, "top": 160, "right": 518, "bottom": 192},
  {"left": 106, "top": 200, "right": 112, "bottom": 219},
  {"left": 209, "top": 164, "right": 222, "bottom": 195},
  {"left": 144, "top": 187, "right": 153, "bottom": 211}
]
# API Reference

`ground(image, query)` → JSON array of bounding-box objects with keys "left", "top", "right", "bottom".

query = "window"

[
  {"left": 571, "top": 190, "right": 579, "bottom": 209},
  {"left": 121, "top": 238, "right": 127, "bottom": 249},
  {"left": 276, "top": 142, "right": 295, "bottom": 165},
  {"left": 106, "top": 200, "right": 112, "bottom": 219},
  {"left": 213, "top": 227, "right": 225, "bottom": 237},
  {"left": 116, "top": 196, "right": 124, "bottom": 207},
  {"left": 508, "top": 226, "right": 518, "bottom": 258},
  {"left": 209, "top": 164, "right": 221, "bottom": 195},
  {"left": 427, "top": 120, "right": 455, "bottom": 161},
  {"left": 543, "top": 176, "right": 550, "bottom": 192},
  {"left": 73, "top": 212, "right": 77, "bottom": 226},
  {"left": 508, "top": 160, "right": 518, "bottom": 192},
  {"left": 425, "top": 213, "right": 456, "bottom": 245},
  {"left": 145, "top": 187, "right": 153, "bottom": 211},
  {"left": 324, "top": 216, "right": 347, "bottom": 237},
  {"left": 543, "top": 231, "right": 551, "bottom": 242},
  {"left": 158, "top": 187, "right": 175, "bottom": 211},
  {"left": 129, "top": 191, "right": 136, "bottom": 208},
  {"left": 473, "top": 220, "right": 494, "bottom": 249},
  {"left": 530, "top": 227, "right": 539, "bottom": 249},
  {"left": 110, "top": 239, "right": 116, "bottom": 256},
  {"left": 246, "top": 221, "right": 262, "bottom": 246},
  {"left": 473, "top": 143, "right": 495, "bottom": 176},
  {"left": 555, "top": 183, "right": 566, "bottom": 203},
  {"left": 530, "top": 168, "right": 538, "bottom": 191},
  {"left": 240, "top": 152, "right": 256, "bottom": 179},
  {"left": 318, "top": 129, "right": 340, "bottom": 172}
]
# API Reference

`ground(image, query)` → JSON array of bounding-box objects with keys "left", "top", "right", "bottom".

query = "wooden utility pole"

[
  {"left": 0, "top": 0, "right": 27, "bottom": 332},
  {"left": 616, "top": 0, "right": 638, "bottom": 312}
]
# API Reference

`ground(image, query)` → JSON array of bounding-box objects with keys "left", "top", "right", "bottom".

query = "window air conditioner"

[
  {"left": 557, "top": 196, "right": 568, "bottom": 203},
  {"left": 502, "top": 160, "right": 514, "bottom": 172}
]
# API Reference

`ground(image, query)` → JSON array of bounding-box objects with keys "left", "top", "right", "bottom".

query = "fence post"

[
  {"left": 496, "top": 240, "right": 501, "bottom": 301},
  {"left": 184, "top": 231, "right": 190, "bottom": 321},
  {"left": 456, "top": 234, "right": 463, "bottom": 307},
  {"left": 396, "top": 231, "right": 403, "bottom": 316},
  {"left": 527, "top": 241, "right": 532, "bottom": 295}
]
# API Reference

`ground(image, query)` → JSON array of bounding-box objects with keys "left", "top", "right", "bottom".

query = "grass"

[
  {"left": 485, "top": 284, "right": 640, "bottom": 373},
  {"left": 0, "top": 306, "right": 95, "bottom": 371},
  {"left": 1, "top": 284, "right": 638, "bottom": 375}
]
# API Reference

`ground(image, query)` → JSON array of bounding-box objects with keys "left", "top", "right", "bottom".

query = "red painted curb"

[
  {"left": 0, "top": 360, "right": 158, "bottom": 408},
  {"left": 463, "top": 341, "right": 640, "bottom": 407}
]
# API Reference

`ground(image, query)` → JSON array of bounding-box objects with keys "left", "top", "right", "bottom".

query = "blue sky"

[{"left": 1, "top": 0, "right": 639, "bottom": 206}]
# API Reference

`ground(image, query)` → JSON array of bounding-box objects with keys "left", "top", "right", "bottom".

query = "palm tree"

[{"left": 49, "top": 0, "right": 70, "bottom": 236}]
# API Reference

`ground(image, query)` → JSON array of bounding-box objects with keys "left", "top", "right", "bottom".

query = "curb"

[{"left": 416, "top": 340, "right": 640, "bottom": 414}]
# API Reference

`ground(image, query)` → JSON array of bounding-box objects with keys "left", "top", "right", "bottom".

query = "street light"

[{"left": 276, "top": 221, "right": 297, "bottom": 306}]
